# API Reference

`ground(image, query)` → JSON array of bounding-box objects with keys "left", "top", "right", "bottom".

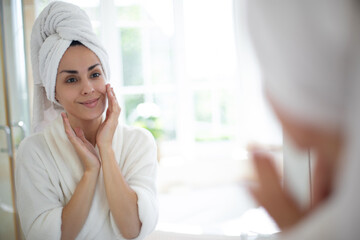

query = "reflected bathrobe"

[{"left": 15, "top": 115, "right": 158, "bottom": 240}]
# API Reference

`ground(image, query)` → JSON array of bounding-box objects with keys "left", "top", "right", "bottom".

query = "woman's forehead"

[{"left": 58, "top": 45, "right": 101, "bottom": 71}]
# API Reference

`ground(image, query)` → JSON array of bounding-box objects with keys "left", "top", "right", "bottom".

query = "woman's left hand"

[
  {"left": 249, "top": 150, "right": 305, "bottom": 231},
  {"left": 96, "top": 84, "right": 121, "bottom": 148}
]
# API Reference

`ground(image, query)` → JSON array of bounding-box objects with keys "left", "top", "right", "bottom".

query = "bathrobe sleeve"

[
  {"left": 15, "top": 134, "right": 63, "bottom": 240},
  {"left": 110, "top": 127, "right": 159, "bottom": 239}
]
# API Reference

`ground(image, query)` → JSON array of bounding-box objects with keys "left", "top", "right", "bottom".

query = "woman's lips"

[{"left": 80, "top": 98, "right": 100, "bottom": 108}]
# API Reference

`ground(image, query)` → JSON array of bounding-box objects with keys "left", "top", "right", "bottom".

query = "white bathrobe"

[{"left": 15, "top": 115, "right": 158, "bottom": 240}]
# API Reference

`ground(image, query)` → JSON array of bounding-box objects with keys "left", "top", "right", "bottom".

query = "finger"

[
  {"left": 61, "top": 112, "right": 76, "bottom": 140},
  {"left": 78, "top": 127, "right": 95, "bottom": 145},
  {"left": 106, "top": 108, "right": 110, "bottom": 120},
  {"left": 252, "top": 151, "right": 282, "bottom": 193},
  {"left": 246, "top": 142, "right": 263, "bottom": 152},
  {"left": 107, "top": 86, "right": 117, "bottom": 116},
  {"left": 111, "top": 87, "right": 121, "bottom": 116},
  {"left": 248, "top": 175, "right": 301, "bottom": 230},
  {"left": 110, "top": 87, "right": 115, "bottom": 105},
  {"left": 111, "top": 87, "right": 116, "bottom": 101},
  {"left": 106, "top": 85, "right": 118, "bottom": 107},
  {"left": 106, "top": 86, "right": 121, "bottom": 120},
  {"left": 110, "top": 87, "right": 119, "bottom": 112},
  {"left": 74, "top": 127, "right": 87, "bottom": 143},
  {"left": 247, "top": 184, "right": 262, "bottom": 205},
  {"left": 101, "top": 106, "right": 111, "bottom": 125},
  {"left": 247, "top": 181, "right": 285, "bottom": 222},
  {"left": 106, "top": 84, "right": 113, "bottom": 109}
]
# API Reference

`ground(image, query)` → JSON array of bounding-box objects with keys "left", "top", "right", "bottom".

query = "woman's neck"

[{"left": 67, "top": 114, "right": 102, "bottom": 146}]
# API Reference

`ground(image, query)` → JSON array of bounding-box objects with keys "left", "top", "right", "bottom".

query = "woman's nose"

[{"left": 81, "top": 78, "right": 95, "bottom": 95}]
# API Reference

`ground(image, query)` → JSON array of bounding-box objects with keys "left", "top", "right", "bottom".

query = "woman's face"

[{"left": 55, "top": 45, "right": 106, "bottom": 122}]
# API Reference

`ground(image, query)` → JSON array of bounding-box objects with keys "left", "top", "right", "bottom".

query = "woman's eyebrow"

[
  {"left": 59, "top": 69, "right": 78, "bottom": 74},
  {"left": 58, "top": 63, "right": 100, "bottom": 75},
  {"left": 88, "top": 63, "right": 100, "bottom": 71}
]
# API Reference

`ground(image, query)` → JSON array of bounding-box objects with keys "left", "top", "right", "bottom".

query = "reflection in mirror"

[{"left": 17, "top": 0, "right": 284, "bottom": 239}]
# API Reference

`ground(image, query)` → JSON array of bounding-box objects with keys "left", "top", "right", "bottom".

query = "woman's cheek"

[{"left": 100, "top": 80, "right": 107, "bottom": 95}]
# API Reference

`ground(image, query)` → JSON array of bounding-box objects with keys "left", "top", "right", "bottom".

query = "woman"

[
  {"left": 247, "top": 0, "right": 360, "bottom": 239},
  {"left": 15, "top": 2, "right": 158, "bottom": 240}
]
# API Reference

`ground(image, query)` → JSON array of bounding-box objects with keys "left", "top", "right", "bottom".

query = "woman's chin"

[{"left": 76, "top": 108, "right": 105, "bottom": 121}]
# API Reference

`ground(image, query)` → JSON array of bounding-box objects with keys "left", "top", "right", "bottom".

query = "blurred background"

[{"left": 1, "top": 0, "right": 285, "bottom": 239}]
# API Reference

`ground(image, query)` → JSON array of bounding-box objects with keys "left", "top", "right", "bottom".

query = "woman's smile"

[{"left": 79, "top": 97, "right": 101, "bottom": 108}]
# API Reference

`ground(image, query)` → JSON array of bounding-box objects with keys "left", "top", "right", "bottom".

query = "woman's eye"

[
  {"left": 91, "top": 72, "right": 100, "bottom": 78},
  {"left": 66, "top": 78, "right": 77, "bottom": 83}
]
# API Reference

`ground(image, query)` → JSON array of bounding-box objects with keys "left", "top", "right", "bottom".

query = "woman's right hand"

[{"left": 61, "top": 112, "right": 101, "bottom": 173}]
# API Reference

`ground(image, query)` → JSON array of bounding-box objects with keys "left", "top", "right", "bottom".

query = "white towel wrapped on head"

[{"left": 31, "top": 1, "right": 110, "bottom": 132}]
